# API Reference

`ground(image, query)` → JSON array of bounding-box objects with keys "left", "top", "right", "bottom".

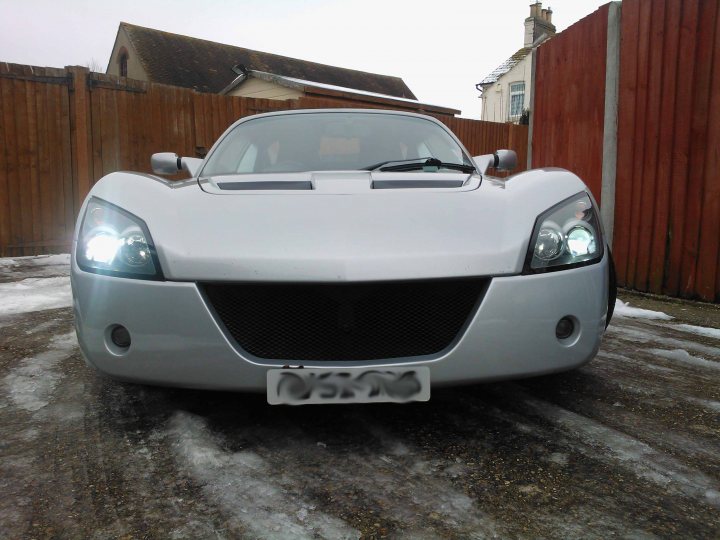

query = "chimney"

[
  {"left": 530, "top": 1, "right": 541, "bottom": 18},
  {"left": 525, "top": 1, "right": 557, "bottom": 47}
]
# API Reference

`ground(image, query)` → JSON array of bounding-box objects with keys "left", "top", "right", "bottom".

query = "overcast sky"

[{"left": 1, "top": 0, "right": 607, "bottom": 118}]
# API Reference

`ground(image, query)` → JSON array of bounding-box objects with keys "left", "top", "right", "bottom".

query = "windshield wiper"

[{"left": 362, "top": 157, "right": 476, "bottom": 173}]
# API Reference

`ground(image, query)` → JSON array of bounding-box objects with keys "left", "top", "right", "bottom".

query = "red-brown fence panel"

[
  {"left": 532, "top": 4, "right": 610, "bottom": 203},
  {"left": 0, "top": 65, "right": 74, "bottom": 256},
  {"left": 615, "top": 0, "right": 720, "bottom": 302}
]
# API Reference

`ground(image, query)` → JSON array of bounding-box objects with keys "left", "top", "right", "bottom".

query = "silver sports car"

[{"left": 71, "top": 109, "right": 615, "bottom": 405}]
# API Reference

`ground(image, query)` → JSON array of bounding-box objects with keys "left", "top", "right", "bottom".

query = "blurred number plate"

[{"left": 267, "top": 367, "right": 430, "bottom": 405}]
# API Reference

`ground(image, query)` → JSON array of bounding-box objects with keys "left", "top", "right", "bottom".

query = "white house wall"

[
  {"left": 106, "top": 27, "right": 148, "bottom": 80},
  {"left": 482, "top": 54, "right": 532, "bottom": 123},
  {"left": 228, "top": 78, "right": 304, "bottom": 100}
]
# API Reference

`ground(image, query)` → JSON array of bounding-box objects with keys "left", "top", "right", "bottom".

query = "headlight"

[
  {"left": 76, "top": 197, "right": 163, "bottom": 279},
  {"left": 524, "top": 192, "right": 604, "bottom": 273}
]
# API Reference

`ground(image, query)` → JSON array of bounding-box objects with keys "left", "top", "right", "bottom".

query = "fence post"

[
  {"left": 600, "top": 2, "right": 622, "bottom": 248},
  {"left": 67, "top": 66, "right": 92, "bottom": 217},
  {"left": 527, "top": 48, "right": 537, "bottom": 169}
]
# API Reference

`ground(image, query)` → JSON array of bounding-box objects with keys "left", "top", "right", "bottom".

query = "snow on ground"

[
  {"left": 674, "top": 324, "right": 720, "bottom": 340},
  {"left": 609, "top": 325, "right": 720, "bottom": 357},
  {"left": 650, "top": 348, "right": 720, "bottom": 371},
  {"left": 0, "top": 277, "right": 72, "bottom": 316},
  {"left": 0, "top": 254, "right": 71, "bottom": 282},
  {"left": 3, "top": 331, "right": 77, "bottom": 412},
  {"left": 0, "top": 254, "right": 70, "bottom": 267},
  {"left": 614, "top": 299, "right": 673, "bottom": 320},
  {"left": 685, "top": 397, "right": 720, "bottom": 414},
  {"left": 332, "top": 423, "right": 504, "bottom": 538},
  {"left": 523, "top": 395, "right": 720, "bottom": 507},
  {"left": 166, "top": 411, "right": 360, "bottom": 540}
]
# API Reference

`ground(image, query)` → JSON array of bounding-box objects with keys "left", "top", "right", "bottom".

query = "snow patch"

[
  {"left": 0, "top": 277, "right": 71, "bottom": 316},
  {"left": 348, "top": 424, "right": 503, "bottom": 538},
  {"left": 0, "top": 254, "right": 70, "bottom": 267},
  {"left": 614, "top": 299, "right": 673, "bottom": 320},
  {"left": 525, "top": 396, "right": 720, "bottom": 506},
  {"left": 166, "top": 411, "right": 359, "bottom": 540},
  {"left": 650, "top": 349, "right": 720, "bottom": 371},
  {"left": 685, "top": 397, "right": 720, "bottom": 414},
  {"left": 3, "top": 331, "right": 76, "bottom": 412},
  {"left": 608, "top": 326, "right": 720, "bottom": 359},
  {"left": 673, "top": 324, "right": 720, "bottom": 341},
  {"left": 547, "top": 453, "right": 568, "bottom": 466}
]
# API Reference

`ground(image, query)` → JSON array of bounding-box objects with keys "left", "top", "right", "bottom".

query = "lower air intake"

[{"left": 202, "top": 278, "right": 488, "bottom": 361}]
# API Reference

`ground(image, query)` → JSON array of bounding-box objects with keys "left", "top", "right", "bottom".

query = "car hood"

[
  {"left": 85, "top": 169, "right": 589, "bottom": 282},
  {"left": 198, "top": 171, "right": 479, "bottom": 194}
]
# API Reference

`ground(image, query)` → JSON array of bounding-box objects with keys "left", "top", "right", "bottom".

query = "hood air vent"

[
  {"left": 217, "top": 180, "right": 313, "bottom": 191},
  {"left": 372, "top": 179, "right": 465, "bottom": 189}
]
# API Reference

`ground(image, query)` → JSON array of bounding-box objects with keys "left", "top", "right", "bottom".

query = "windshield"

[{"left": 201, "top": 112, "right": 475, "bottom": 176}]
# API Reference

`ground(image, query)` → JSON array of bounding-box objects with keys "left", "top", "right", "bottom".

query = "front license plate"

[{"left": 267, "top": 367, "right": 431, "bottom": 405}]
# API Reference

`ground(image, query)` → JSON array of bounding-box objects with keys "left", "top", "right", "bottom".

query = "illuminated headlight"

[
  {"left": 524, "top": 192, "right": 604, "bottom": 273},
  {"left": 76, "top": 197, "right": 162, "bottom": 279}
]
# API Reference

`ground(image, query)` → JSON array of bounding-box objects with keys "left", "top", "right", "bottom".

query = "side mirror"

[
  {"left": 151, "top": 152, "right": 181, "bottom": 175},
  {"left": 472, "top": 149, "right": 518, "bottom": 174},
  {"left": 151, "top": 153, "right": 204, "bottom": 176},
  {"left": 181, "top": 157, "right": 203, "bottom": 177},
  {"left": 493, "top": 149, "right": 517, "bottom": 171}
]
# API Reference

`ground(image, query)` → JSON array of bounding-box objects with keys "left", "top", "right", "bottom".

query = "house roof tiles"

[
  {"left": 117, "top": 23, "right": 416, "bottom": 99},
  {"left": 478, "top": 47, "right": 532, "bottom": 86}
]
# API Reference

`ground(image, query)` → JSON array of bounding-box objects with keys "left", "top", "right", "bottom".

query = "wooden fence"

[
  {"left": 532, "top": 0, "right": 720, "bottom": 303},
  {"left": 0, "top": 64, "right": 528, "bottom": 256},
  {"left": 613, "top": 0, "right": 720, "bottom": 302},
  {"left": 532, "top": 4, "right": 610, "bottom": 204}
]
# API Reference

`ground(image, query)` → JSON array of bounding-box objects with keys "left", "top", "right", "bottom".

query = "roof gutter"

[{"left": 219, "top": 64, "right": 249, "bottom": 95}]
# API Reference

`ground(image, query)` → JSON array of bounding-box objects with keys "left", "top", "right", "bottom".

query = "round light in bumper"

[
  {"left": 110, "top": 325, "right": 131, "bottom": 348},
  {"left": 555, "top": 317, "right": 575, "bottom": 340}
]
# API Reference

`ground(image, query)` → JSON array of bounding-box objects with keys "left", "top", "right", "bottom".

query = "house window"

[
  {"left": 119, "top": 52, "right": 128, "bottom": 77},
  {"left": 508, "top": 82, "right": 525, "bottom": 120}
]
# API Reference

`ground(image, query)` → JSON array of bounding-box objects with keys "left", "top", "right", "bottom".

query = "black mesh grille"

[{"left": 202, "top": 278, "right": 488, "bottom": 361}]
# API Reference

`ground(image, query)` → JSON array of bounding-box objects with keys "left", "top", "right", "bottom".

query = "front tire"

[{"left": 606, "top": 248, "right": 617, "bottom": 328}]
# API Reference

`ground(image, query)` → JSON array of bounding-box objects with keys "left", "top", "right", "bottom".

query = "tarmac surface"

[{"left": 1, "top": 255, "right": 719, "bottom": 539}]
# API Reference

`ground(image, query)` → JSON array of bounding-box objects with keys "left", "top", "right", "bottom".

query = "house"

[
  {"left": 476, "top": 2, "right": 556, "bottom": 123},
  {"left": 104, "top": 22, "right": 459, "bottom": 116}
]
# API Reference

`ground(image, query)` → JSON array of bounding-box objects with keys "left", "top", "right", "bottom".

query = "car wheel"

[{"left": 606, "top": 248, "right": 617, "bottom": 328}]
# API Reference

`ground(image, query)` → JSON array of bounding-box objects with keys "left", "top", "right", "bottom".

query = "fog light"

[
  {"left": 555, "top": 317, "right": 574, "bottom": 340},
  {"left": 111, "top": 325, "right": 131, "bottom": 348}
]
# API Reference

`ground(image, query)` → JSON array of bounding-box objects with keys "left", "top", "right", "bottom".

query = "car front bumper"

[{"left": 71, "top": 255, "right": 609, "bottom": 391}]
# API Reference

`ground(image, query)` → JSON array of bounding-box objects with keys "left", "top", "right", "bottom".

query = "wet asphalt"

[{"left": 0, "top": 258, "right": 719, "bottom": 539}]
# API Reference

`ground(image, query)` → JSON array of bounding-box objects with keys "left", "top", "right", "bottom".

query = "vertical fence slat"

[
  {"left": 35, "top": 77, "right": 52, "bottom": 247},
  {"left": 625, "top": 0, "right": 653, "bottom": 289},
  {"left": 648, "top": 0, "right": 682, "bottom": 294},
  {"left": 59, "top": 82, "right": 74, "bottom": 243},
  {"left": 664, "top": 0, "right": 700, "bottom": 296},
  {"left": 679, "top": 0, "right": 718, "bottom": 298},
  {"left": 0, "top": 78, "right": 9, "bottom": 253},
  {"left": 14, "top": 79, "right": 34, "bottom": 255},
  {"left": 694, "top": 3, "right": 720, "bottom": 301},
  {"left": 633, "top": 0, "right": 667, "bottom": 290}
]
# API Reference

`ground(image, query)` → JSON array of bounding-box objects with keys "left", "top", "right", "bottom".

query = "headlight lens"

[
  {"left": 525, "top": 192, "right": 603, "bottom": 273},
  {"left": 76, "top": 197, "right": 162, "bottom": 279}
]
